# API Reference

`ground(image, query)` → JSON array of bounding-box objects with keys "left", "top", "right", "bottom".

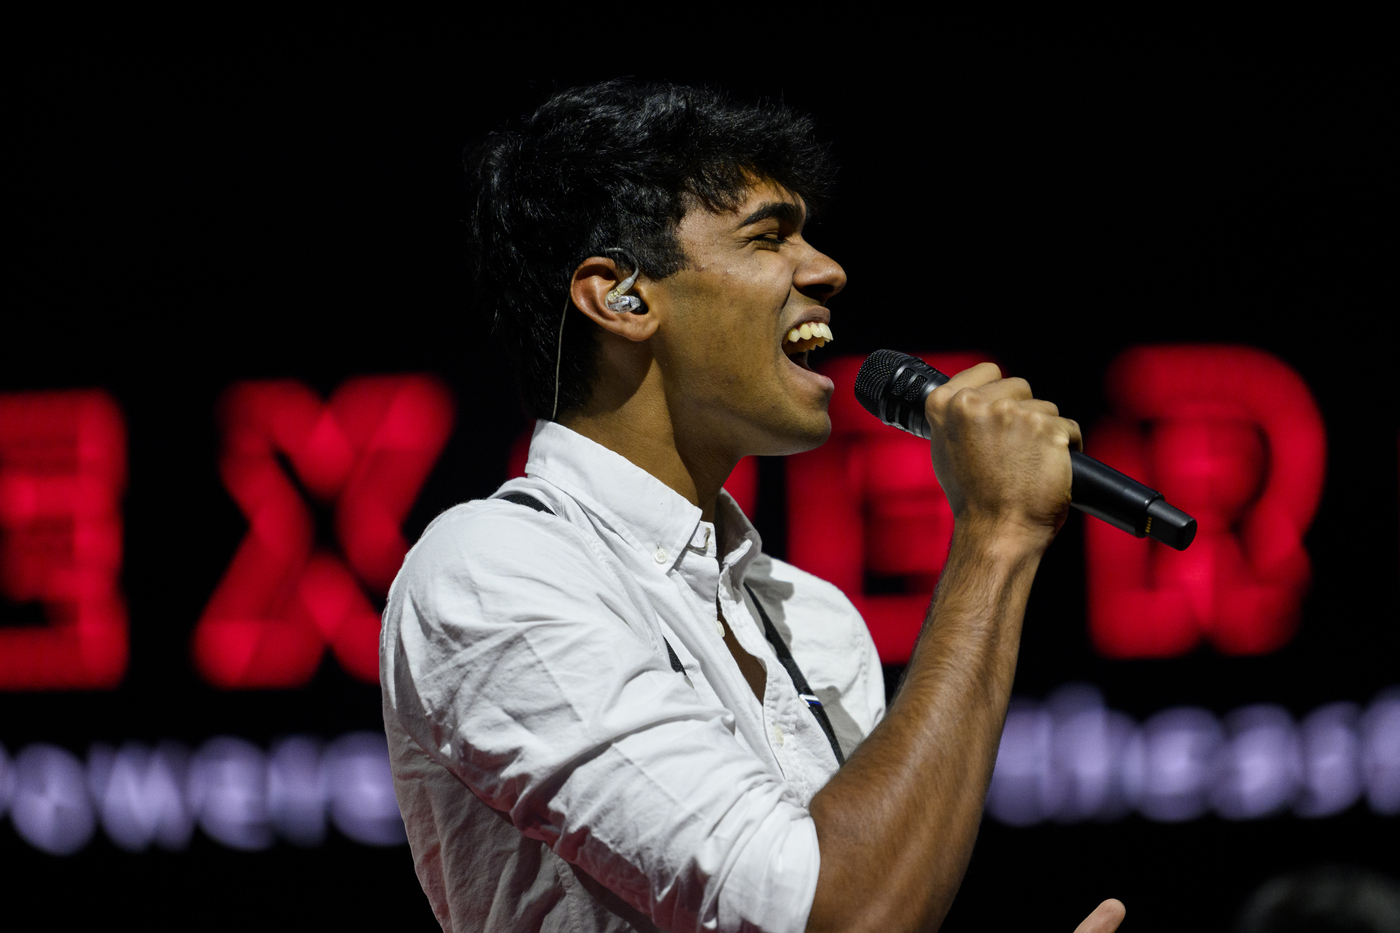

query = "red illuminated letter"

[
  {"left": 193, "top": 377, "right": 454, "bottom": 688},
  {"left": 0, "top": 391, "right": 127, "bottom": 689},
  {"left": 786, "top": 353, "right": 987, "bottom": 662},
  {"left": 1086, "top": 346, "right": 1325, "bottom": 657}
]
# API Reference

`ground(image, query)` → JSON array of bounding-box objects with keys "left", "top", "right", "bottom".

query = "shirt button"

[
  {"left": 713, "top": 618, "right": 725, "bottom": 637},
  {"left": 773, "top": 725, "right": 786, "bottom": 746},
  {"left": 653, "top": 547, "right": 669, "bottom": 564}
]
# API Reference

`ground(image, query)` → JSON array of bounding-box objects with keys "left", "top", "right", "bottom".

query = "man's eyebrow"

[{"left": 735, "top": 200, "right": 806, "bottom": 230}]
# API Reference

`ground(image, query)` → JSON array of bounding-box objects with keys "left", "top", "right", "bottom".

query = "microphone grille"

[{"left": 854, "top": 349, "right": 910, "bottom": 417}]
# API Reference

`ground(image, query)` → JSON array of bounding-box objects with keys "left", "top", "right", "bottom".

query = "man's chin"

[{"left": 751, "top": 412, "right": 832, "bottom": 458}]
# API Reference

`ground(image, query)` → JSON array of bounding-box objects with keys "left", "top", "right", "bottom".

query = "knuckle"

[
  {"left": 989, "top": 396, "right": 1018, "bottom": 419},
  {"left": 949, "top": 387, "right": 978, "bottom": 413},
  {"left": 927, "top": 383, "right": 956, "bottom": 413}
]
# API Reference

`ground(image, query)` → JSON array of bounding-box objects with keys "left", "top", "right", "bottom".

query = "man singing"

[{"left": 380, "top": 80, "right": 1125, "bottom": 933}]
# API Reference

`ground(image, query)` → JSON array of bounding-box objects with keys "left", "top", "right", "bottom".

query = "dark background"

[{"left": 4, "top": 22, "right": 1395, "bottom": 931}]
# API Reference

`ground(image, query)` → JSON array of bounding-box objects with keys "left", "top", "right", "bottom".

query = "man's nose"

[{"left": 795, "top": 247, "right": 847, "bottom": 302}]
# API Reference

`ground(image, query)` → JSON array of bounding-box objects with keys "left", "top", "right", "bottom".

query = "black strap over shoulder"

[
  {"left": 745, "top": 584, "right": 847, "bottom": 766},
  {"left": 496, "top": 493, "right": 846, "bottom": 765},
  {"left": 499, "top": 492, "right": 553, "bottom": 513}
]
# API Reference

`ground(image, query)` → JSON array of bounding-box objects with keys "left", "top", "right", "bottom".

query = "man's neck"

[{"left": 561, "top": 384, "right": 737, "bottom": 525}]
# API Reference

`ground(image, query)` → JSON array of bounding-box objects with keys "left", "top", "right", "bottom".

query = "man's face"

[{"left": 644, "top": 179, "right": 846, "bottom": 459}]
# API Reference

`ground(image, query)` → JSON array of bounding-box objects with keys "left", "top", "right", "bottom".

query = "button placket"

[{"left": 721, "top": 579, "right": 769, "bottom": 677}]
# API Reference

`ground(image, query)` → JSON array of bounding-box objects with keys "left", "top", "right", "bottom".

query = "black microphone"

[{"left": 853, "top": 350, "right": 1197, "bottom": 550}]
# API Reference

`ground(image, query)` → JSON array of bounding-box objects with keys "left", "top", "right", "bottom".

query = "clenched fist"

[{"left": 924, "top": 362, "right": 1081, "bottom": 551}]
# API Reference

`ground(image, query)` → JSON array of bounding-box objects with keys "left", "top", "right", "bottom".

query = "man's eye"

[{"left": 754, "top": 233, "right": 786, "bottom": 247}]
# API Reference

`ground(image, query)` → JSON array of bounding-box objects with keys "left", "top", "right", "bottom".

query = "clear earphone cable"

[{"left": 551, "top": 292, "right": 570, "bottom": 422}]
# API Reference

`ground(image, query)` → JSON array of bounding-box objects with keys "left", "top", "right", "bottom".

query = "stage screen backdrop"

[{"left": 4, "top": 37, "right": 1394, "bottom": 932}]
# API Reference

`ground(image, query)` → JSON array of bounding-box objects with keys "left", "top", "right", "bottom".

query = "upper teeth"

[{"left": 786, "top": 322, "right": 833, "bottom": 345}]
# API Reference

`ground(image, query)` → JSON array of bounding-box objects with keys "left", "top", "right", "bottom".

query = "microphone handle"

[
  {"left": 878, "top": 358, "right": 1196, "bottom": 550},
  {"left": 1068, "top": 451, "right": 1196, "bottom": 550}
]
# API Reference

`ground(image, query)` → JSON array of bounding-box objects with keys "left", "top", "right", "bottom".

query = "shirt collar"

[
  {"left": 524, "top": 421, "right": 764, "bottom": 579},
  {"left": 715, "top": 488, "right": 763, "bottom": 584}
]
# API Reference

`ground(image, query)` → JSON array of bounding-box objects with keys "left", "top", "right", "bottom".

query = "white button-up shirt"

[{"left": 381, "top": 421, "right": 886, "bottom": 932}]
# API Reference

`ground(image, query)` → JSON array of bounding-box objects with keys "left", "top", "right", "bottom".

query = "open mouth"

[{"left": 782, "top": 322, "right": 834, "bottom": 371}]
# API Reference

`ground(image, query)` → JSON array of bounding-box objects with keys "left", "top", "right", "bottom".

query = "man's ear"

[{"left": 570, "top": 256, "right": 660, "bottom": 342}]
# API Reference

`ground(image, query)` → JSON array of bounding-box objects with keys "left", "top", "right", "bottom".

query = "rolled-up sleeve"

[{"left": 384, "top": 502, "right": 820, "bottom": 933}]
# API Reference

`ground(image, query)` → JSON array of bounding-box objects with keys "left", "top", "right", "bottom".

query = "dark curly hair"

[{"left": 464, "top": 80, "right": 836, "bottom": 420}]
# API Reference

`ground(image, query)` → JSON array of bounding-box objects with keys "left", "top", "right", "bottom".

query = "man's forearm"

[{"left": 806, "top": 521, "right": 1043, "bottom": 933}]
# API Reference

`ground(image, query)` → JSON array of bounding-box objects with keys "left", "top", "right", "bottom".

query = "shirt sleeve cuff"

[{"left": 715, "top": 806, "right": 820, "bottom": 933}]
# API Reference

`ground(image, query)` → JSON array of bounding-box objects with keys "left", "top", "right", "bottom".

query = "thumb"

[{"left": 1073, "top": 899, "right": 1126, "bottom": 933}]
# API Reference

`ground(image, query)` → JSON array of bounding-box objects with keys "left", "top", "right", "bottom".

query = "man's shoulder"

[{"left": 391, "top": 484, "right": 604, "bottom": 602}]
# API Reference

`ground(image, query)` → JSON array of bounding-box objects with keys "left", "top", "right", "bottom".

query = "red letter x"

[{"left": 193, "top": 376, "right": 454, "bottom": 688}]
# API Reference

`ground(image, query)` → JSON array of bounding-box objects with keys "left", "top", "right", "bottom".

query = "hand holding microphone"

[{"left": 854, "top": 351, "right": 1196, "bottom": 550}]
